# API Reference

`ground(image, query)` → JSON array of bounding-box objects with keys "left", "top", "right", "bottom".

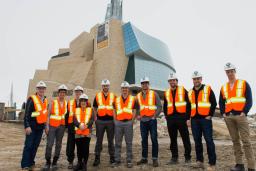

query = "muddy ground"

[{"left": 0, "top": 121, "right": 256, "bottom": 171}]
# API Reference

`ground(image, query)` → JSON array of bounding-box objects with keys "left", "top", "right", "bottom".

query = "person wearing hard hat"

[
  {"left": 43, "top": 84, "right": 68, "bottom": 171},
  {"left": 65, "top": 86, "right": 84, "bottom": 169},
  {"left": 93, "top": 79, "right": 116, "bottom": 166},
  {"left": 112, "top": 81, "right": 136, "bottom": 168},
  {"left": 188, "top": 71, "right": 217, "bottom": 171},
  {"left": 136, "top": 76, "right": 162, "bottom": 167},
  {"left": 219, "top": 63, "right": 255, "bottom": 171},
  {"left": 163, "top": 73, "right": 192, "bottom": 165},
  {"left": 73, "top": 93, "right": 94, "bottom": 171},
  {"left": 21, "top": 81, "right": 48, "bottom": 170}
]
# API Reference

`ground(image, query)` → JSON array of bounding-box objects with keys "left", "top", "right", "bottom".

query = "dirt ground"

[{"left": 0, "top": 121, "right": 256, "bottom": 171}]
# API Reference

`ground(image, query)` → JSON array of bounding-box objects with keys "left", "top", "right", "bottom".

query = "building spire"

[{"left": 105, "top": 0, "right": 123, "bottom": 21}]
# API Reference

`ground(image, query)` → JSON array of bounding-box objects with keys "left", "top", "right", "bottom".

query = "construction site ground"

[{"left": 0, "top": 119, "right": 256, "bottom": 171}]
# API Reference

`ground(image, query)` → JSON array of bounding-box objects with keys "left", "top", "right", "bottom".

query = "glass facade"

[{"left": 122, "top": 22, "right": 176, "bottom": 90}]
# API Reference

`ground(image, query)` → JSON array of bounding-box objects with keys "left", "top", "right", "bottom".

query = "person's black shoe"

[
  {"left": 185, "top": 158, "right": 191, "bottom": 164},
  {"left": 68, "top": 162, "right": 73, "bottom": 169},
  {"left": 93, "top": 155, "right": 100, "bottom": 167},
  {"left": 167, "top": 158, "right": 178, "bottom": 165},
  {"left": 42, "top": 160, "right": 51, "bottom": 171},
  {"left": 73, "top": 162, "right": 83, "bottom": 171},
  {"left": 230, "top": 164, "right": 245, "bottom": 171},
  {"left": 137, "top": 159, "right": 148, "bottom": 165},
  {"left": 153, "top": 159, "right": 159, "bottom": 167},
  {"left": 110, "top": 156, "right": 115, "bottom": 164},
  {"left": 111, "top": 161, "right": 121, "bottom": 168},
  {"left": 248, "top": 169, "right": 255, "bottom": 171}
]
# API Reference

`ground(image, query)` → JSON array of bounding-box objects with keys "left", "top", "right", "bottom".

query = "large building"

[{"left": 27, "top": 0, "right": 175, "bottom": 101}]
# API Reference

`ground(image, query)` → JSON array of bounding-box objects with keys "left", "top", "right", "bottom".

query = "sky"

[{"left": 0, "top": 0, "right": 256, "bottom": 113}]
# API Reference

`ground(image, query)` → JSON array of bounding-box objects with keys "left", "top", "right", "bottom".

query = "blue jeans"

[
  {"left": 191, "top": 118, "right": 216, "bottom": 165},
  {"left": 140, "top": 119, "right": 158, "bottom": 159},
  {"left": 21, "top": 128, "right": 44, "bottom": 168}
]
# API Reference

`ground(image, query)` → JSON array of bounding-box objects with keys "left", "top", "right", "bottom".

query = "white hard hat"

[
  {"left": 58, "top": 84, "right": 68, "bottom": 91},
  {"left": 74, "top": 86, "right": 84, "bottom": 92},
  {"left": 224, "top": 62, "right": 236, "bottom": 71},
  {"left": 101, "top": 79, "right": 110, "bottom": 86},
  {"left": 140, "top": 76, "right": 150, "bottom": 83},
  {"left": 121, "top": 81, "right": 130, "bottom": 88},
  {"left": 79, "top": 93, "right": 89, "bottom": 100},
  {"left": 36, "top": 81, "right": 47, "bottom": 88},
  {"left": 168, "top": 73, "right": 178, "bottom": 80},
  {"left": 192, "top": 71, "right": 203, "bottom": 79}
]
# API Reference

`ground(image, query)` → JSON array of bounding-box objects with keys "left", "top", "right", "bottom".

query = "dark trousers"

[
  {"left": 76, "top": 137, "right": 91, "bottom": 164},
  {"left": 167, "top": 119, "right": 191, "bottom": 160},
  {"left": 21, "top": 128, "right": 43, "bottom": 168},
  {"left": 191, "top": 118, "right": 216, "bottom": 165},
  {"left": 140, "top": 119, "right": 159, "bottom": 159},
  {"left": 94, "top": 120, "right": 115, "bottom": 157},
  {"left": 66, "top": 124, "right": 75, "bottom": 163}
]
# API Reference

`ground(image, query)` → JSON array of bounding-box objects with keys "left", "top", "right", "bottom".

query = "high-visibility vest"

[
  {"left": 221, "top": 79, "right": 246, "bottom": 113},
  {"left": 96, "top": 92, "right": 115, "bottom": 117},
  {"left": 137, "top": 90, "right": 157, "bottom": 117},
  {"left": 49, "top": 99, "right": 67, "bottom": 127},
  {"left": 165, "top": 86, "right": 187, "bottom": 115},
  {"left": 30, "top": 95, "right": 48, "bottom": 124},
  {"left": 115, "top": 95, "right": 135, "bottom": 121},
  {"left": 75, "top": 107, "right": 93, "bottom": 136},
  {"left": 68, "top": 99, "right": 77, "bottom": 124},
  {"left": 188, "top": 85, "right": 211, "bottom": 117}
]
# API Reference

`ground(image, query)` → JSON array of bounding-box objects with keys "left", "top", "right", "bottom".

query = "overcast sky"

[{"left": 0, "top": 0, "right": 256, "bottom": 113}]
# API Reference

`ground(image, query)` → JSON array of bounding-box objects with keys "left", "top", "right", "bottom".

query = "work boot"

[
  {"left": 82, "top": 162, "right": 87, "bottom": 171},
  {"left": 207, "top": 165, "right": 216, "bottom": 171},
  {"left": 93, "top": 155, "right": 100, "bottom": 167},
  {"left": 51, "top": 157, "right": 58, "bottom": 171},
  {"left": 167, "top": 158, "right": 178, "bottom": 165},
  {"left": 110, "top": 156, "right": 115, "bottom": 164},
  {"left": 127, "top": 161, "right": 133, "bottom": 168},
  {"left": 42, "top": 160, "right": 51, "bottom": 171},
  {"left": 137, "top": 159, "right": 148, "bottom": 165},
  {"left": 191, "top": 161, "right": 204, "bottom": 169},
  {"left": 153, "top": 159, "right": 159, "bottom": 167},
  {"left": 73, "top": 161, "right": 83, "bottom": 171},
  {"left": 111, "top": 161, "right": 121, "bottom": 168},
  {"left": 230, "top": 164, "right": 245, "bottom": 171},
  {"left": 68, "top": 162, "right": 73, "bottom": 169}
]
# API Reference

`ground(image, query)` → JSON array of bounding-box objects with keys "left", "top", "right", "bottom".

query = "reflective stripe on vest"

[
  {"left": 75, "top": 107, "right": 92, "bottom": 136},
  {"left": 68, "top": 99, "right": 76, "bottom": 124},
  {"left": 30, "top": 95, "right": 48, "bottom": 124},
  {"left": 188, "top": 85, "right": 211, "bottom": 117},
  {"left": 221, "top": 79, "right": 246, "bottom": 113},
  {"left": 115, "top": 95, "right": 135, "bottom": 121},
  {"left": 50, "top": 99, "right": 67, "bottom": 127},
  {"left": 165, "top": 86, "right": 187, "bottom": 115},
  {"left": 137, "top": 90, "right": 157, "bottom": 117},
  {"left": 96, "top": 92, "right": 115, "bottom": 116}
]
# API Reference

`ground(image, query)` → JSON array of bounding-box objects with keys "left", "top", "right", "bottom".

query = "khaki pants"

[{"left": 225, "top": 115, "right": 255, "bottom": 169}]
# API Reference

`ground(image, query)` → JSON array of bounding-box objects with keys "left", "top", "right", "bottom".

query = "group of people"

[{"left": 20, "top": 62, "right": 255, "bottom": 171}]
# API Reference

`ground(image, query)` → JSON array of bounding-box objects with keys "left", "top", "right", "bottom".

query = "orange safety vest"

[
  {"left": 96, "top": 92, "right": 115, "bottom": 117},
  {"left": 137, "top": 90, "right": 157, "bottom": 117},
  {"left": 68, "top": 99, "right": 77, "bottom": 124},
  {"left": 30, "top": 95, "right": 48, "bottom": 124},
  {"left": 165, "top": 86, "right": 187, "bottom": 115},
  {"left": 49, "top": 99, "right": 67, "bottom": 127},
  {"left": 221, "top": 79, "right": 246, "bottom": 113},
  {"left": 115, "top": 95, "right": 135, "bottom": 121},
  {"left": 188, "top": 85, "right": 211, "bottom": 117},
  {"left": 75, "top": 107, "right": 93, "bottom": 136}
]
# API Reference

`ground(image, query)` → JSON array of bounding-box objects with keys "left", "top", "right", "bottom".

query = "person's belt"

[{"left": 119, "top": 119, "right": 132, "bottom": 122}]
